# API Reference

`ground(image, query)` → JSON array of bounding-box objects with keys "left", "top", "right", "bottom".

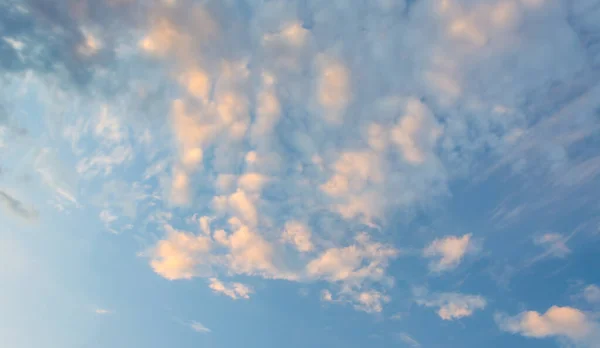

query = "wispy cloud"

[
  {"left": 208, "top": 278, "right": 253, "bottom": 300},
  {"left": 396, "top": 332, "right": 421, "bottom": 348},
  {"left": 94, "top": 308, "right": 113, "bottom": 315},
  {"left": 0, "top": 190, "right": 38, "bottom": 221},
  {"left": 189, "top": 321, "right": 211, "bottom": 334},
  {"left": 533, "top": 233, "right": 571, "bottom": 258}
]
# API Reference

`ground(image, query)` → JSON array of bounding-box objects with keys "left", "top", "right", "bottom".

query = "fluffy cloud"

[
  {"left": 423, "top": 234, "right": 473, "bottom": 272},
  {"left": 281, "top": 220, "right": 314, "bottom": 252},
  {"left": 150, "top": 224, "right": 213, "bottom": 280},
  {"left": 496, "top": 306, "right": 600, "bottom": 346},
  {"left": 208, "top": 278, "right": 253, "bottom": 300},
  {"left": 5, "top": 0, "right": 600, "bottom": 317},
  {"left": 415, "top": 290, "right": 487, "bottom": 320},
  {"left": 584, "top": 285, "right": 600, "bottom": 304},
  {"left": 306, "top": 233, "right": 398, "bottom": 285}
]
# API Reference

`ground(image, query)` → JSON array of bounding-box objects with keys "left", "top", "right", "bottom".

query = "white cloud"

[
  {"left": 94, "top": 308, "right": 113, "bottom": 315},
  {"left": 416, "top": 290, "right": 487, "bottom": 320},
  {"left": 321, "top": 289, "right": 333, "bottom": 302},
  {"left": 496, "top": 306, "right": 600, "bottom": 346},
  {"left": 190, "top": 321, "right": 211, "bottom": 334},
  {"left": 316, "top": 56, "right": 351, "bottom": 124},
  {"left": 150, "top": 224, "right": 213, "bottom": 280},
  {"left": 391, "top": 98, "right": 442, "bottom": 164},
  {"left": 583, "top": 285, "right": 600, "bottom": 304},
  {"left": 352, "top": 290, "right": 390, "bottom": 313},
  {"left": 306, "top": 233, "right": 397, "bottom": 284},
  {"left": 281, "top": 220, "right": 314, "bottom": 252},
  {"left": 208, "top": 278, "right": 253, "bottom": 300},
  {"left": 423, "top": 234, "right": 473, "bottom": 272}
]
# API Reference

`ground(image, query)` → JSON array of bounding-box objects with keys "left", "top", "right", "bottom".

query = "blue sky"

[{"left": 1, "top": 0, "right": 600, "bottom": 347}]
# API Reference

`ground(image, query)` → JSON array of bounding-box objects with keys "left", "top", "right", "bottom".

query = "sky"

[{"left": 1, "top": 0, "right": 600, "bottom": 347}]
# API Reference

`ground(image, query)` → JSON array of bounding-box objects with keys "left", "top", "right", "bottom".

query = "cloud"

[
  {"left": 281, "top": 220, "right": 314, "bottom": 252},
  {"left": 496, "top": 306, "right": 600, "bottom": 346},
  {"left": 306, "top": 233, "right": 398, "bottom": 285},
  {"left": 7, "top": 0, "right": 600, "bottom": 317},
  {"left": 208, "top": 278, "right": 253, "bottom": 300},
  {"left": 0, "top": 190, "right": 38, "bottom": 220},
  {"left": 94, "top": 308, "right": 113, "bottom": 315},
  {"left": 396, "top": 332, "right": 421, "bottom": 348},
  {"left": 533, "top": 233, "right": 571, "bottom": 258},
  {"left": 150, "top": 224, "right": 213, "bottom": 280},
  {"left": 352, "top": 290, "right": 390, "bottom": 313},
  {"left": 321, "top": 289, "right": 333, "bottom": 302},
  {"left": 423, "top": 234, "right": 473, "bottom": 272},
  {"left": 583, "top": 285, "right": 600, "bottom": 304},
  {"left": 189, "top": 321, "right": 211, "bottom": 334},
  {"left": 415, "top": 290, "right": 487, "bottom": 320}
]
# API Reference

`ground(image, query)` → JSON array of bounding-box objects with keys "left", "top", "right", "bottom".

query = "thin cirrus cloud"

[
  {"left": 189, "top": 321, "right": 211, "bottom": 334},
  {"left": 533, "top": 233, "right": 571, "bottom": 258},
  {"left": 94, "top": 308, "right": 113, "bottom": 315}
]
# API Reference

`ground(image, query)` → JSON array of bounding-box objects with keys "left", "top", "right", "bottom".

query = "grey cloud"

[
  {"left": 0, "top": 190, "right": 38, "bottom": 220},
  {"left": 0, "top": 0, "right": 148, "bottom": 86}
]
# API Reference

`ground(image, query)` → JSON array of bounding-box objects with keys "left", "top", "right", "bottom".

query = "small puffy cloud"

[
  {"left": 208, "top": 278, "right": 253, "bottom": 300},
  {"left": 306, "top": 233, "right": 398, "bottom": 284},
  {"left": 321, "top": 289, "right": 333, "bottom": 302},
  {"left": 584, "top": 285, "right": 600, "bottom": 304},
  {"left": 496, "top": 306, "right": 599, "bottom": 345},
  {"left": 391, "top": 98, "right": 442, "bottom": 164},
  {"left": 316, "top": 57, "right": 351, "bottom": 124},
  {"left": 533, "top": 233, "right": 571, "bottom": 258},
  {"left": 423, "top": 234, "right": 473, "bottom": 272},
  {"left": 282, "top": 220, "right": 314, "bottom": 252},
  {"left": 353, "top": 290, "right": 390, "bottom": 313},
  {"left": 190, "top": 321, "right": 211, "bottom": 334},
  {"left": 219, "top": 224, "right": 280, "bottom": 278},
  {"left": 150, "top": 224, "right": 212, "bottom": 280},
  {"left": 416, "top": 291, "right": 487, "bottom": 320}
]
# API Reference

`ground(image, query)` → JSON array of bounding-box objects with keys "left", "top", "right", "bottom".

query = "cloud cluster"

[{"left": 4, "top": 0, "right": 600, "bottom": 317}]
